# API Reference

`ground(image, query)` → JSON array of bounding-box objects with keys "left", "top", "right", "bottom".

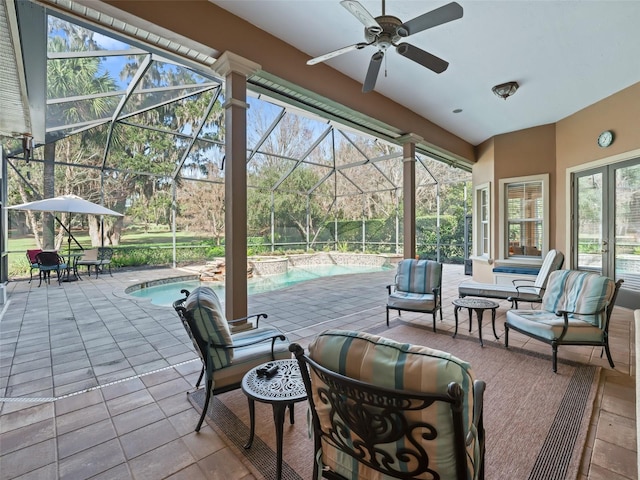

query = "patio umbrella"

[{"left": 7, "top": 194, "right": 124, "bottom": 269}]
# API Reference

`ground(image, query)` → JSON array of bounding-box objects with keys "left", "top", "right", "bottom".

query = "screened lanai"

[{"left": 1, "top": 4, "right": 472, "bottom": 319}]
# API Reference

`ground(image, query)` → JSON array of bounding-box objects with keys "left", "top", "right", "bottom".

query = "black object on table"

[
  {"left": 452, "top": 297, "right": 500, "bottom": 347},
  {"left": 241, "top": 359, "right": 307, "bottom": 480}
]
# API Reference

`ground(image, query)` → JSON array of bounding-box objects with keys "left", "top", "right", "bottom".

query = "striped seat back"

[
  {"left": 395, "top": 259, "right": 442, "bottom": 294},
  {"left": 542, "top": 270, "right": 615, "bottom": 328},
  {"left": 185, "top": 287, "right": 233, "bottom": 369},
  {"left": 308, "top": 329, "right": 477, "bottom": 479}
]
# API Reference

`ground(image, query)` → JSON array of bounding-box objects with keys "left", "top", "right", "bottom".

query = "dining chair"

[
  {"left": 26, "top": 249, "right": 43, "bottom": 283},
  {"left": 35, "top": 251, "right": 67, "bottom": 286}
]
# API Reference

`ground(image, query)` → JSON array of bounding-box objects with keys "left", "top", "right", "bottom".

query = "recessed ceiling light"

[{"left": 453, "top": 108, "right": 463, "bottom": 113}]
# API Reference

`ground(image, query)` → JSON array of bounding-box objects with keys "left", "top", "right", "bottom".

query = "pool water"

[{"left": 130, "top": 264, "right": 392, "bottom": 306}]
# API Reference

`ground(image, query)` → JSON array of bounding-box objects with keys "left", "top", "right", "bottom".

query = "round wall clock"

[{"left": 597, "top": 130, "right": 614, "bottom": 148}]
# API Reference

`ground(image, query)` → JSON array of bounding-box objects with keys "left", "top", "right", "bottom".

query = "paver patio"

[{"left": 0, "top": 263, "right": 635, "bottom": 479}]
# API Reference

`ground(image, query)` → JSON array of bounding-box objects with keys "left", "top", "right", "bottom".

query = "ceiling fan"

[{"left": 307, "top": 0, "right": 463, "bottom": 93}]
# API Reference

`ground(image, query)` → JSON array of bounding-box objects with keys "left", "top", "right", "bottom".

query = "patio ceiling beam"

[
  {"left": 48, "top": 48, "right": 147, "bottom": 59},
  {"left": 100, "top": 52, "right": 152, "bottom": 170},
  {"left": 337, "top": 169, "right": 364, "bottom": 195},
  {"left": 171, "top": 87, "right": 222, "bottom": 180},
  {"left": 417, "top": 156, "right": 438, "bottom": 185},
  {"left": 46, "top": 118, "right": 112, "bottom": 134},
  {"left": 15, "top": 1, "right": 47, "bottom": 144},
  {"left": 246, "top": 108, "right": 286, "bottom": 163},
  {"left": 308, "top": 168, "right": 335, "bottom": 195},
  {"left": 271, "top": 125, "right": 332, "bottom": 191},
  {"left": 110, "top": 84, "right": 220, "bottom": 125}
]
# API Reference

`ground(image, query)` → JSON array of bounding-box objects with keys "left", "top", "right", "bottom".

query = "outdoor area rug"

[{"left": 189, "top": 320, "right": 601, "bottom": 480}]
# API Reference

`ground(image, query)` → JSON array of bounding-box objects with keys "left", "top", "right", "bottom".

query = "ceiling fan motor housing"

[{"left": 365, "top": 15, "right": 402, "bottom": 49}]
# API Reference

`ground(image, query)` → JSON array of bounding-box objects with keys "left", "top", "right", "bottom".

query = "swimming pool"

[{"left": 129, "top": 263, "right": 393, "bottom": 306}]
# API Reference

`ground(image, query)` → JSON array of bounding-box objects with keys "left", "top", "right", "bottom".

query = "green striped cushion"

[
  {"left": 542, "top": 271, "right": 615, "bottom": 328},
  {"left": 308, "top": 329, "right": 477, "bottom": 480},
  {"left": 395, "top": 259, "right": 441, "bottom": 294},
  {"left": 185, "top": 287, "right": 233, "bottom": 369}
]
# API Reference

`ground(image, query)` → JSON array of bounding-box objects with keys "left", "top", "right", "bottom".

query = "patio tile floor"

[{"left": 0, "top": 263, "right": 635, "bottom": 479}]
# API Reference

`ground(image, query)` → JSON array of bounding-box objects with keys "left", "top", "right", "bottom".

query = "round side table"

[
  {"left": 241, "top": 358, "right": 307, "bottom": 480},
  {"left": 452, "top": 297, "right": 500, "bottom": 347}
]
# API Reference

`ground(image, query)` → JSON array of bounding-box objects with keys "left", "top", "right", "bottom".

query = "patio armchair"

[
  {"left": 26, "top": 249, "right": 42, "bottom": 283},
  {"left": 173, "top": 286, "right": 290, "bottom": 432},
  {"left": 76, "top": 247, "right": 113, "bottom": 278},
  {"left": 505, "top": 270, "right": 623, "bottom": 372},
  {"left": 386, "top": 259, "right": 443, "bottom": 331},
  {"left": 458, "top": 249, "right": 564, "bottom": 308},
  {"left": 290, "top": 329, "right": 485, "bottom": 480},
  {"left": 35, "top": 251, "right": 67, "bottom": 286}
]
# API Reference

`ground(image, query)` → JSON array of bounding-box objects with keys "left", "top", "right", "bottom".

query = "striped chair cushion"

[
  {"left": 505, "top": 309, "right": 607, "bottom": 342},
  {"left": 308, "top": 329, "right": 478, "bottom": 480},
  {"left": 387, "top": 291, "right": 436, "bottom": 310},
  {"left": 185, "top": 287, "right": 233, "bottom": 369},
  {"left": 395, "top": 259, "right": 441, "bottom": 294},
  {"left": 211, "top": 327, "right": 291, "bottom": 389},
  {"left": 541, "top": 270, "right": 615, "bottom": 328}
]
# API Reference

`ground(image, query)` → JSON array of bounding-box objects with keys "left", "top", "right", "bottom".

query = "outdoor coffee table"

[
  {"left": 241, "top": 358, "right": 307, "bottom": 480},
  {"left": 452, "top": 297, "right": 500, "bottom": 347}
]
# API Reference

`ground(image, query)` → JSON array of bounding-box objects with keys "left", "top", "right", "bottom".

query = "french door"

[{"left": 573, "top": 158, "right": 640, "bottom": 309}]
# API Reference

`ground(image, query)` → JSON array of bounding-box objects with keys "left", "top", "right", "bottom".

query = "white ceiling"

[{"left": 211, "top": 0, "right": 640, "bottom": 145}]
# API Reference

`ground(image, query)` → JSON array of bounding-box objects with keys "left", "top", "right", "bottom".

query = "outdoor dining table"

[{"left": 61, "top": 251, "right": 84, "bottom": 282}]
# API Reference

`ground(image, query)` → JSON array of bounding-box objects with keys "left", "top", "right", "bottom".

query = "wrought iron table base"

[
  {"left": 453, "top": 298, "right": 500, "bottom": 347},
  {"left": 242, "top": 359, "right": 307, "bottom": 480}
]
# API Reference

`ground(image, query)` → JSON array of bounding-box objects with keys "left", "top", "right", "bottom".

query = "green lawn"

[{"left": 7, "top": 229, "right": 212, "bottom": 277}]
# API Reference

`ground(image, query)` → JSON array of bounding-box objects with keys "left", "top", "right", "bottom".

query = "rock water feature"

[{"left": 198, "top": 259, "right": 254, "bottom": 282}]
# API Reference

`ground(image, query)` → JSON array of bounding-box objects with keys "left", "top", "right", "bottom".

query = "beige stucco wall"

[
  {"left": 470, "top": 82, "right": 639, "bottom": 282},
  {"left": 470, "top": 140, "right": 495, "bottom": 282},
  {"left": 555, "top": 82, "right": 640, "bottom": 259},
  {"left": 471, "top": 125, "right": 556, "bottom": 282}
]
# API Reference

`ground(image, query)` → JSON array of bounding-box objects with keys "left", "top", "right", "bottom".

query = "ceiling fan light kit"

[
  {"left": 492, "top": 81, "right": 519, "bottom": 100},
  {"left": 307, "top": 1, "right": 463, "bottom": 93}
]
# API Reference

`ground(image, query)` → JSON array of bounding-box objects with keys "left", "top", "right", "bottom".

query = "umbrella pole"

[{"left": 61, "top": 217, "right": 79, "bottom": 282}]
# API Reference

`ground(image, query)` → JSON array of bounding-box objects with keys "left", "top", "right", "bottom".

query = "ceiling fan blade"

[
  {"left": 362, "top": 51, "right": 384, "bottom": 93},
  {"left": 307, "top": 42, "right": 369, "bottom": 65},
  {"left": 340, "top": 0, "right": 383, "bottom": 34},
  {"left": 397, "top": 2, "right": 463, "bottom": 37},
  {"left": 396, "top": 43, "right": 449, "bottom": 73}
]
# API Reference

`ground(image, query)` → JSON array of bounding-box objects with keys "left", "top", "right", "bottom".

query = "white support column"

[{"left": 212, "top": 52, "right": 260, "bottom": 321}]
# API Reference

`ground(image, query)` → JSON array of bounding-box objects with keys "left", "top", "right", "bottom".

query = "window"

[
  {"left": 499, "top": 174, "right": 549, "bottom": 259},
  {"left": 474, "top": 183, "right": 490, "bottom": 257}
]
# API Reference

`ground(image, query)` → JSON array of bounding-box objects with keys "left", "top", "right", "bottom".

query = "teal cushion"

[
  {"left": 505, "top": 310, "right": 606, "bottom": 342},
  {"left": 542, "top": 270, "right": 615, "bottom": 327},
  {"left": 387, "top": 291, "right": 436, "bottom": 310},
  {"left": 211, "top": 327, "right": 291, "bottom": 389},
  {"left": 395, "top": 259, "right": 441, "bottom": 294},
  {"left": 185, "top": 287, "right": 233, "bottom": 369}
]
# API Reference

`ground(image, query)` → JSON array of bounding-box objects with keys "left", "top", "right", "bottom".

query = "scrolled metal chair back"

[{"left": 290, "top": 343, "right": 470, "bottom": 480}]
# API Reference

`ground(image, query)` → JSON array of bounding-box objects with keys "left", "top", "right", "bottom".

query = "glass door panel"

[
  {"left": 573, "top": 158, "right": 640, "bottom": 309},
  {"left": 614, "top": 162, "right": 640, "bottom": 298},
  {"left": 576, "top": 172, "right": 604, "bottom": 273}
]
